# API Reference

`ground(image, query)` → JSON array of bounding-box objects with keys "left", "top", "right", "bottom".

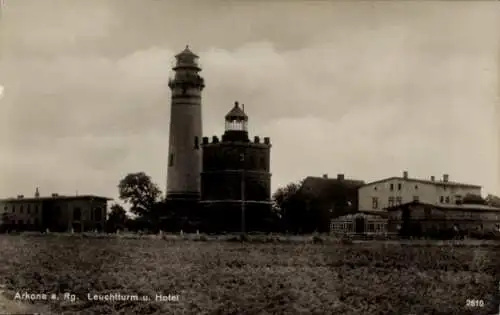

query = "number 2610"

[{"left": 466, "top": 299, "right": 484, "bottom": 307}]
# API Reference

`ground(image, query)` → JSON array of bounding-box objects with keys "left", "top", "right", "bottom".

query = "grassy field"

[{"left": 0, "top": 234, "right": 499, "bottom": 314}]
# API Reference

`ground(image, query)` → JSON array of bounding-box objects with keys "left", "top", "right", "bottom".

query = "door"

[{"left": 355, "top": 217, "right": 365, "bottom": 233}]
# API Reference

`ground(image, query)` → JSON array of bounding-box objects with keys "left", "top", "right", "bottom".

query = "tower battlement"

[{"left": 202, "top": 136, "right": 271, "bottom": 147}]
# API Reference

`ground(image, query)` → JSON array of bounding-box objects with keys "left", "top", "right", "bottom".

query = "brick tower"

[
  {"left": 166, "top": 46, "right": 204, "bottom": 202},
  {"left": 200, "top": 101, "right": 272, "bottom": 232}
]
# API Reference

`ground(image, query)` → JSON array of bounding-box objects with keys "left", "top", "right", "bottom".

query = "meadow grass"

[{"left": 0, "top": 234, "right": 498, "bottom": 314}]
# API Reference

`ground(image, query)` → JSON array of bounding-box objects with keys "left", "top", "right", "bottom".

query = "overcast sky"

[{"left": 0, "top": 0, "right": 499, "bottom": 204}]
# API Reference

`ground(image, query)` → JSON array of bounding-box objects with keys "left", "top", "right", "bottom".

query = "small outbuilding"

[{"left": 330, "top": 211, "right": 387, "bottom": 235}]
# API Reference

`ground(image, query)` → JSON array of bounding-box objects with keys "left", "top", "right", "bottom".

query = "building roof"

[
  {"left": 359, "top": 209, "right": 389, "bottom": 218},
  {"left": 332, "top": 212, "right": 386, "bottom": 221},
  {"left": 362, "top": 176, "right": 481, "bottom": 189},
  {"left": 386, "top": 201, "right": 500, "bottom": 212},
  {"left": 0, "top": 195, "right": 113, "bottom": 202},
  {"left": 225, "top": 101, "right": 248, "bottom": 120},
  {"left": 175, "top": 45, "right": 199, "bottom": 58},
  {"left": 300, "top": 176, "right": 365, "bottom": 198}
]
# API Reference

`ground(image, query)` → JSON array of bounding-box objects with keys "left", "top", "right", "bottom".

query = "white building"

[{"left": 358, "top": 171, "right": 482, "bottom": 212}]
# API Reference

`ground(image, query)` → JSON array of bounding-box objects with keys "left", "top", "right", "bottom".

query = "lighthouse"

[{"left": 166, "top": 46, "right": 205, "bottom": 201}]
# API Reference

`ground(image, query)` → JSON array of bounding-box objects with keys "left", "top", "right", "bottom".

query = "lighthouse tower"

[{"left": 166, "top": 46, "right": 205, "bottom": 201}]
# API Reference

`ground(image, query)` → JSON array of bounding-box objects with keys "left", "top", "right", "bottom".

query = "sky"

[{"left": 0, "top": 0, "right": 499, "bottom": 206}]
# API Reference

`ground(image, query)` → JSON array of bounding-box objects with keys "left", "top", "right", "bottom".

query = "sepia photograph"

[{"left": 0, "top": 0, "right": 499, "bottom": 314}]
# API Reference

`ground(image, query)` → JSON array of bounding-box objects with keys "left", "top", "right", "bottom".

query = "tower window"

[
  {"left": 397, "top": 183, "right": 402, "bottom": 190},
  {"left": 169, "top": 153, "right": 174, "bottom": 167},
  {"left": 194, "top": 136, "right": 200, "bottom": 150},
  {"left": 390, "top": 183, "right": 394, "bottom": 191}
]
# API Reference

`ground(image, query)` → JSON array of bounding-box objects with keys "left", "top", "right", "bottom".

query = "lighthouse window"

[
  {"left": 194, "top": 136, "right": 200, "bottom": 150},
  {"left": 169, "top": 153, "right": 174, "bottom": 166}
]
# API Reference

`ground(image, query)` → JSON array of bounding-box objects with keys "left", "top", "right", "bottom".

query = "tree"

[
  {"left": 106, "top": 204, "right": 129, "bottom": 232},
  {"left": 272, "top": 181, "right": 302, "bottom": 215},
  {"left": 485, "top": 194, "right": 500, "bottom": 207},
  {"left": 118, "top": 172, "right": 162, "bottom": 217},
  {"left": 272, "top": 180, "right": 306, "bottom": 233}
]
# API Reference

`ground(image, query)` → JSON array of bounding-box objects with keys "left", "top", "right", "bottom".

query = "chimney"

[
  {"left": 443, "top": 174, "right": 449, "bottom": 182},
  {"left": 403, "top": 171, "right": 408, "bottom": 179},
  {"left": 17, "top": 195, "right": 24, "bottom": 199},
  {"left": 337, "top": 174, "right": 345, "bottom": 180},
  {"left": 51, "top": 193, "right": 58, "bottom": 197},
  {"left": 242, "top": 104, "right": 245, "bottom": 112},
  {"left": 430, "top": 176, "right": 435, "bottom": 182},
  {"left": 322, "top": 174, "right": 328, "bottom": 179},
  {"left": 35, "top": 187, "right": 40, "bottom": 198}
]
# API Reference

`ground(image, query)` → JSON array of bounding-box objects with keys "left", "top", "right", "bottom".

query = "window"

[
  {"left": 396, "top": 197, "right": 402, "bottom": 205},
  {"left": 73, "top": 207, "right": 81, "bottom": 221},
  {"left": 455, "top": 195, "right": 462, "bottom": 204},
  {"left": 388, "top": 197, "right": 394, "bottom": 207},
  {"left": 415, "top": 185, "right": 418, "bottom": 190},
  {"left": 27, "top": 205, "right": 30, "bottom": 214},
  {"left": 445, "top": 196, "right": 450, "bottom": 204},
  {"left": 20, "top": 206, "right": 23, "bottom": 213},
  {"left": 194, "top": 136, "right": 200, "bottom": 150},
  {"left": 368, "top": 224, "right": 374, "bottom": 232},
  {"left": 413, "top": 196, "right": 419, "bottom": 202},
  {"left": 3, "top": 206, "right": 7, "bottom": 211},
  {"left": 372, "top": 197, "right": 379, "bottom": 209},
  {"left": 374, "top": 186, "right": 377, "bottom": 191},
  {"left": 168, "top": 153, "right": 174, "bottom": 167},
  {"left": 390, "top": 183, "right": 394, "bottom": 191},
  {"left": 35, "top": 205, "right": 39, "bottom": 213},
  {"left": 398, "top": 183, "right": 402, "bottom": 190},
  {"left": 94, "top": 208, "right": 102, "bottom": 221},
  {"left": 440, "top": 196, "right": 444, "bottom": 203}
]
